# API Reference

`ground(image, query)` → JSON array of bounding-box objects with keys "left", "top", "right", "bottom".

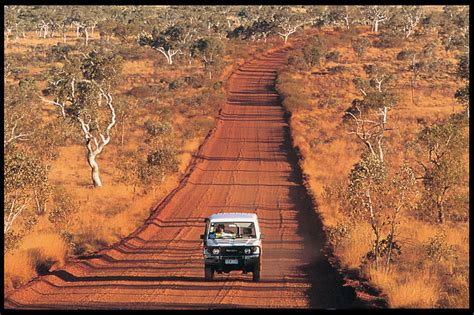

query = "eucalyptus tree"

[
  {"left": 248, "top": 18, "right": 277, "bottom": 42},
  {"left": 205, "top": 6, "right": 234, "bottom": 39},
  {"left": 325, "top": 5, "right": 361, "bottom": 29},
  {"left": 399, "top": 6, "right": 424, "bottom": 39},
  {"left": 4, "top": 80, "right": 40, "bottom": 151},
  {"left": 191, "top": 37, "right": 226, "bottom": 79},
  {"left": 4, "top": 80, "right": 51, "bottom": 248},
  {"left": 40, "top": 47, "right": 123, "bottom": 187},
  {"left": 453, "top": 54, "right": 469, "bottom": 120},
  {"left": 345, "top": 154, "right": 416, "bottom": 271},
  {"left": 4, "top": 148, "right": 50, "bottom": 245},
  {"left": 361, "top": 5, "right": 393, "bottom": 33},
  {"left": 138, "top": 24, "right": 189, "bottom": 65},
  {"left": 411, "top": 114, "right": 468, "bottom": 224},
  {"left": 4, "top": 6, "right": 19, "bottom": 42},
  {"left": 345, "top": 64, "right": 397, "bottom": 163},
  {"left": 273, "top": 7, "right": 307, "bottom": 43},
  {"left": 351, "top": 37, "right": 371, "bottom": 58}
]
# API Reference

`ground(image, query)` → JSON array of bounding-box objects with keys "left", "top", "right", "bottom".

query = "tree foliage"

[
  {"left": 4, "top": 149, "right": 51, "bottom": 252},
  {"left": 191, "top": 37, "right": 226, "bottom": 78},
  {"left": 411, "top": 114, "right": 468, "bottom": 224}
]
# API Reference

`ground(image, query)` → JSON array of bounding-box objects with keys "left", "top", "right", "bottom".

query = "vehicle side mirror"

[
  {"left": 260, "top": 234, "right": 264, "bottom": 239},
  {"left": 200, "top": 234, "right": 205, "bottom": 240}
]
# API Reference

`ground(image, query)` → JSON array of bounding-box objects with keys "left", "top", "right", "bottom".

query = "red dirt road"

[{"left": 5, "top": 47, "right": 366, "bottom": 309}]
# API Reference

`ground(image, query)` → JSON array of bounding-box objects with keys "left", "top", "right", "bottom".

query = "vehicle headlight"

[
  {"left": 252, "top": 246, "right": 260, "bottom": 254},
  {"left": 212, "top": 248, "right": 220, "bottom": 255},
  {"left": 244, "top": 248, "right": 251, "bottom": 254}
]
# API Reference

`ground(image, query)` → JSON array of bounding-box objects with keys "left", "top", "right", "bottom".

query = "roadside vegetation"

[{"left": 276, "top": 5, "right": 469, "bottom": 308}]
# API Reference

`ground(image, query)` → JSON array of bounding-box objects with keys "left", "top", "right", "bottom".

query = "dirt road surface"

[{"left": 5, "top": 47, "right": 368, "bottom": 309}]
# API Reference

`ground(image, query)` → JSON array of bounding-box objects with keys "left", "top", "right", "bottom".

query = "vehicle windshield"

[{"left": 208, "top": 222, "right": 256, "bottom": 239}]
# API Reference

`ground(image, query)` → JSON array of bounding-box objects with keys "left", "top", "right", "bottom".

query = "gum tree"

[
  {"left": 4, "top": 150, "right": 50, "bottom": 243},
  {"left": 411, "top": 115, "right": 468, "bottom": 224},
  {"left": 138, "top": 25, "right": 186, "bottom": 65},
  {"left": 274, "top": 8, "right": 307, "bottom": 44},
  {"left": 345, "top": 64, "right": 397, "bottom": 162},
  {"left": 4, "top": 81, "right": 38, "bottom": 149},
  {"left": 191, "top": 37, "right": 226, "bottom": 79},
  {"left": 455, "top": 54, "right": 469, "bottom": 117},
  {"left": 400, "top": 6, "right": 424, "bottom": 39},
  {"left": 41, "top": 48, "right": 123, "bottom": 187},
  {"left": 4, "top": 79, "right": 51, "bottom": 248},
  {"left": 362, "top": 5, "right": 393, "bottom": 33}
]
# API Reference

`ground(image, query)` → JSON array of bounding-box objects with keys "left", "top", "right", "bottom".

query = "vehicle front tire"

[
  {"left": 204, "top": 266, "right": 214, "bottom": 281},
  {"left": 252, "top": 264, "right": 261, "bottom": 282}
]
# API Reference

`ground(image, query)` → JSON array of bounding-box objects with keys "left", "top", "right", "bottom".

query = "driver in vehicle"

[{"left": 211, "top": 224, "right": 234, "bottom": 239}]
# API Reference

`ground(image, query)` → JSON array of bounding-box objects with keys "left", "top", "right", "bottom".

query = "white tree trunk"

[
  {"left": 155, "top": 47, "right": 181, "bottom": 65},
  {"left": 344, "top": 16, "right": 350, "bottom": 29},
  {"left": 4, "top": 197, "right": 29, "bottom": 234},
  {"left": 87, "top": 151, "right": 102, "bottom": 187},
  {"left": 84, "top": 28, "right": 89, "bottom": 46}
]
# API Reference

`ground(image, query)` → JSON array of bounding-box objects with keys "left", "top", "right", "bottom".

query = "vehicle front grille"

[{"left": 220, "top": 247, "right": 245, "bottom": 256}]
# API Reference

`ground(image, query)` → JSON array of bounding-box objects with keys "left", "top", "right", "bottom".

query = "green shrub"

[
  {"left": 424, "top": 230, "right": 457, "bottom": 263},
  {"left": 287, "top": 53, "right": 308, "bottom": 71},
  {"left": 327, "top": 65, "right": 346, "bottom": 74},
  {"left": 327, "top": 222, "right": 352, "bottom": 248},
  {"left": 144, "top": 145, "right": 179, "bottom": 183},
  {"left": 303, "top": 45, "right": 323, "bottom": 68},
  {"left": 396, "top": 50, "right": 414, "bottom": 61},
  {"left": 144, "top": 120, "right": 173, "bottom": 137},
  {"left": 325, "top": 50, "right": 340, "bottom": 61},
  {"left": 374, "top": 31, "right": 404, "bottom": 48},
  {"left": 183, "top": 74, "right": 205, "bottom": 88},
  {"left": 352, "top": 37, "right": 371, "bottom": 57}
]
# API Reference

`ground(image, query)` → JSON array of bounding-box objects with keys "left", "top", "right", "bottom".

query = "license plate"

[{"left": 225, "top": 259, "right": 238, "bottom": 264}]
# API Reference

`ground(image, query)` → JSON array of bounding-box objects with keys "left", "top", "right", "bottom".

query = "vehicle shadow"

[{"left": 47, "top": 269, "right": 308, "bottom": 285}]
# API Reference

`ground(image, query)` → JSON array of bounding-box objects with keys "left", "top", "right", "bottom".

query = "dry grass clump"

[
  {"left": 368, "top": 267, "right": 440, "bottom": 308},
  {"left": 4, "top": 233, "right": 67, "bottom": 293}
]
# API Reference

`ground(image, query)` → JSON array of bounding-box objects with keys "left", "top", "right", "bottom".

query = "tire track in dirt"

[{"left": 5, "top": 47, "right": 370, "bottom": 309}]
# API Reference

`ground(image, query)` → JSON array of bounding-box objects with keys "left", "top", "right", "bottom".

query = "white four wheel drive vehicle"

[{"left": 200, "top": 213, "right": 263, "bottom": 282}]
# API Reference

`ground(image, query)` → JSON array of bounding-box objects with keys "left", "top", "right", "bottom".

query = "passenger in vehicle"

[{"left": 242, "top": 227, "right": 254, "bottom": 238}]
